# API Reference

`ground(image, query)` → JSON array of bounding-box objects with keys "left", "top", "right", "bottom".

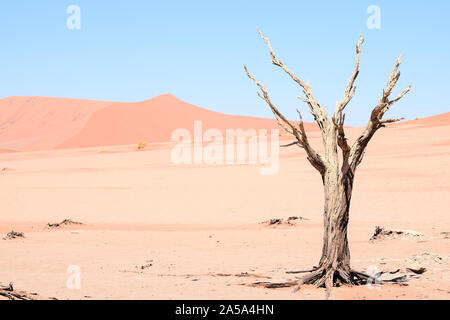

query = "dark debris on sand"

[
  {"left": 2, "top": 231, "right": 25, "bottom": 240},
  {"left": 47, "top": 219, "right": 83, "bottom": 228},
  {"left": 0, "top": 282, "right": 41, "bottom": 300},
  {"left": 370, "top": 226, "right": 424, "bottom": 241},
  {"left": 262, "top": 216, "right": 309, "bottom": 226}
]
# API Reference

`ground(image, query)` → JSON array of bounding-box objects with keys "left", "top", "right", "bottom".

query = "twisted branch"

[
  {"left": 332, "top": 35, "right": 364, "bottom": 160},
  {"left": 245, "top": 28, "right": 410, "bottom": 176},
  {"left": 244, "top": 65, "right": 326, "bottom": 174},
  {"left": 349, "top": 55, "right": 411, "bottom": 170},
  {"left": 256, "top": 27, "right": 330, "bottom": 135}
]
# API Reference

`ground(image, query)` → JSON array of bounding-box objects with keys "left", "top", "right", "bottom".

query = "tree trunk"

[
  {"left": 320, "top": 168, "right": 353, "bottom": 275},
  {"left": 299, "top": 169, "right": 362, "bottom": 287}
]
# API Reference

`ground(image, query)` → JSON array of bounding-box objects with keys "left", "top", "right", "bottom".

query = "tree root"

[
  {"left": 292, "top": 266, "right": 409, "bottom": 292},
  {"left": 285, "top": 267, "right": 318, "bottom": 274},
  {"left": 242, "top": 265, "right": 413, "bottom": 293}
]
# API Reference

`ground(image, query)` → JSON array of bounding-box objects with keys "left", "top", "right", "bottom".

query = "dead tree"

[{"left": 244, "top": 29, "right": 410, "bottom": 289}]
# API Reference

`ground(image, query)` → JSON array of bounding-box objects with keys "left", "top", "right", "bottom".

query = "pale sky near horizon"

[{"left": 0, "top": 0, "right": 449, "bottom": 125}]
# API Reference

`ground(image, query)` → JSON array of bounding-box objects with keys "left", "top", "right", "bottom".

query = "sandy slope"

[
  {"left": 0, "top": 96, "right": 116, "bottom": 151},
  {"left": 0, "top": 112, "right": 449, "bottom": 300},
  {"left": 57, "top": 94, "right": 318, "bottom": 149},
  {"left": 0, "top": 94, "right": 318, "bottom": 152},
  {"left": 402, "top": 112, "right": 450, "bottom": 128}
]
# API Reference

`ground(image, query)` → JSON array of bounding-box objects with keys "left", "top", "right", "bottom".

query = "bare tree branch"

[
  {"left": 332, "top": 36, "right": 364, "bottom": 160},
  {"left": 244, "top": 65, "right": 326, "bottom": 174},
  {"left": 334, "top": 35, "right": 364, "bottom": 116},
  {"left": 349, "top": 55, "right": 411, "bottom": 171},
  {"left": 256, "top": 27, "right": 330, "bottom": 134},
  {"left": 380, "top": 117, "right": 405, "bottom": 126},
  {"left": 281, "top": 141, "right": 300, "bottom": 148},
  {"left": 333, "top": 112, "right": 350, "bottom": 157}
]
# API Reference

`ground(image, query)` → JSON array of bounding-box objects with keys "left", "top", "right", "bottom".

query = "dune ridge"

[
  {"left": 57, "top": 94, "right": 319, "bottom": 149},
  {"left": 0, "top": 96, "right": 116, "bottom": 151},
  {"left": 0, "top": 94, "right": 318, "bottom": 152},
  {"left": 0, "top": 94, "right": 448, "bottom": 152}
]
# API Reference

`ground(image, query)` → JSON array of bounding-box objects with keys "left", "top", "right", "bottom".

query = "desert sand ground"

[{"left": 0, "top": 100, "right": 449, "bottom": 299}]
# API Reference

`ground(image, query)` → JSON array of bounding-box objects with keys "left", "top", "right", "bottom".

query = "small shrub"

[{"left": 136, "top": 141, "right": 147, "bottom": 151}]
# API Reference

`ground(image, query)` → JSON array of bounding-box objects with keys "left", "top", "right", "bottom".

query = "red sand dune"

[
  {"left": 0, "top": 94, "right": 448, "bottom": 152},
  {"left": 401, "top": 112, "right": 450, "bottom": 128},
  {"left": 0, "top": 94, "right": 319, "bottom": 152},
  {"left": 0, "top": 96, "right": 115, "bottom": 151},
  {"left": 58, "top": 94, "right": 318, "bottom": 149},
  {"left": 0, "top": 148, "right": 17, "bottom": 153}
]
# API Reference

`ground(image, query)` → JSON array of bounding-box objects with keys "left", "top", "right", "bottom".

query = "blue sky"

[{"left": 0, "top": 0, "right": 449, "bottom": 125}]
